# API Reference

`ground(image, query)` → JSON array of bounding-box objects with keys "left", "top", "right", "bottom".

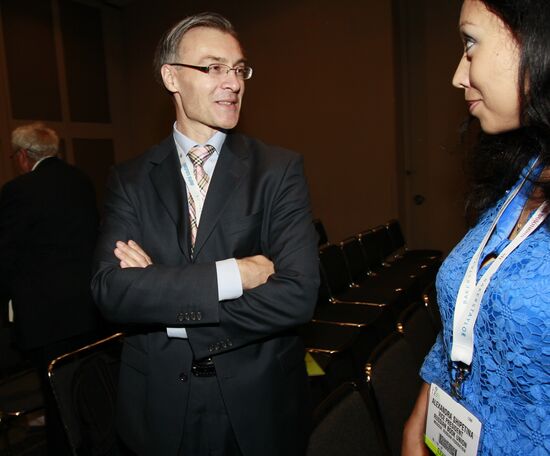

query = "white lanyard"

[
  {"left": 181, "top": 159, "right": 207, "bottom": 223},
  {"left": 451, "top": 171, "right": 549, "bottom": 367}
]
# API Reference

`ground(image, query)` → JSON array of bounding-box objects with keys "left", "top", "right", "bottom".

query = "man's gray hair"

[
  {"left": 153, "top": 12, "right": 238, "bottom": 84},
  {"left": 11, "top": 122, "right": 59, "bottom": 161}
]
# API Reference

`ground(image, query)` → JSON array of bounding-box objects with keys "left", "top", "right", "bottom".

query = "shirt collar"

[
  {"left": 32, "top": 155, "right": 55, "bottom": 171},
  {"left": 172, "top": 122, "right": 227, "bottom": 158}
]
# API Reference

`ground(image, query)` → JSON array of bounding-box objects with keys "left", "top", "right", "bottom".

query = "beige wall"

[
  {"left": 119, "top": 0, "right": 398, "bottom": 243},
  {"left": 0, "top": 0, "right": 469, "bottom": 252},
  {"left": 395, "top": 0, "right": 468, "bottom": 252}
]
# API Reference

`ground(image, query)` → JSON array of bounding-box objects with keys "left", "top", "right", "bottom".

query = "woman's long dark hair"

[{"left": 465, "top": 0, "right": 550, "bottom": 223}]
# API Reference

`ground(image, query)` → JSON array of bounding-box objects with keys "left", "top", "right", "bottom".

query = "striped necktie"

[{"left": 187, "top": 144, "right": 215, "bottom": 248}]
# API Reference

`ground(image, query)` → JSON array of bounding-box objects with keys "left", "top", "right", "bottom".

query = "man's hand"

[
  {"left": 114, "top": 240, "right": 153, "bottom": 268},
  {"left": 236, "top": 255, "right": 274, "bottom": 290}
]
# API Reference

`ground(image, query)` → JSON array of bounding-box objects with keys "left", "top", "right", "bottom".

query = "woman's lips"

[{"left": 466, "top": 100, "right": 481, "bottom": 112}]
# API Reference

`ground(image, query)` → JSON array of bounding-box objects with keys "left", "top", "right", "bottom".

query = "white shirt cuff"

[
  {"left": 166, "top": 327, "right": 188, "bottom": 338},
  {"left": 216, "top": 258, "right": 243, "bottom": 300}
]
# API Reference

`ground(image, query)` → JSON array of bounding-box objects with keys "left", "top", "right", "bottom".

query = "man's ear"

[
  {"left": 160, "top": 64, "right": 179, "bottom": 93},
  {"left": 16, "top": 149, "right": 34, "bottom": 174}
]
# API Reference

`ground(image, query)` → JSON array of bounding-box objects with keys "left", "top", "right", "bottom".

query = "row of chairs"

[
  {"left": 306, "top": 286, "right": 441, "bottom": 456},
  {"left": 301, "top": 219, "right": 441, "bottom": 390},
  {"left": 301, "top": 219, "right": 443, "bottom": 455}
]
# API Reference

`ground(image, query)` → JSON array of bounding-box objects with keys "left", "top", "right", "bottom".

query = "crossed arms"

[{"left": 91, "top": 152, "right": 319, "bottom": 359}]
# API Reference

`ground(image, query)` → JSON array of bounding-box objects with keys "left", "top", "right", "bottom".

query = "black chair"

[
  {"left": 340, "top": 236, "right": 416, "bottom": 301},
  {"left": 313, "top": 302, "right": 394, "bottom": 340},
  {"left": 318, "top": 244, "right": 406, "bottom": 315},
  {"left": 365, "top": 332, "right": 423, "bottom": 456},
  {"left": 359, "top": 227, "right": 440, "bottom": 297},
  {"left": 299, "top": 322, "right": 361, "bottom": 407},
  {"left": 47, "top": 332, "right": 123, "bottom": 456},
  {"left": 396, "top": 302, "right": 437, "bottom": 365},
  {"left": 313, "top": 219, "right": 329, "bottom": 246},
  {"left": 385, "top": 219, "right": 442, "bottom": 263},
  {"left": 306, "top": 381, "right": 389, "bottom": 456},
  {"left": 422, "top": 282, "right": 442, "bottom": 333},
  {"left": 312, "top": 303, "right": 396, "bottom": 380}
]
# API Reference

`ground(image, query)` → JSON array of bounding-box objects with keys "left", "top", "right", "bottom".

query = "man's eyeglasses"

[{"left": 168, "top": 63, "right": 253, "bottom": 80}]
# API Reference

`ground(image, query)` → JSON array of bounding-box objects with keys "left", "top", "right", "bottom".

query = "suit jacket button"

[
  {"left": 227, "top": 339, "right": 233, "bottom": 347},
  {"left": 177, "top": 312, "right": 184, "bottom": 322},
  {"left": 197, "top": 312, "right": 202, "bottom": 320},
  {"left": 214, "top": 343, "right": 220, "bottom": 351},
  {"left": 221, "top": 341, "right": 227, "bottom": 349},
  {"left": 208, "top": 345, "right": 214, "bottom": 352},
  {"left": 179, "top": 372, "right": 188, "bottom": 382},
  {"left": 184, "top": 312, "right": 190, "bottom": 321},
  {"left": 190, "top": 312, "right": 196, "bottom": 321}
]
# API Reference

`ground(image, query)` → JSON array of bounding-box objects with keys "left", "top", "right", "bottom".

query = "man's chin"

[{"left": 212, "top": 118, "right": 240, "bottom": 131}]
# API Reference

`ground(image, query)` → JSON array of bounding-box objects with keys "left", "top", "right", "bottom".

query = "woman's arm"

[{"left": 402, "top": 382, "right": 430, "bottom": 456}]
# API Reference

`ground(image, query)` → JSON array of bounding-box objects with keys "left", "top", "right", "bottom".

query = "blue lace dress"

[{"left": 421, "top": 165, "right": 550, "bottom": 456}]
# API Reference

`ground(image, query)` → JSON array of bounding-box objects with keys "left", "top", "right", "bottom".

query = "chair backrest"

[
  {"left": 313, "top": 219, "right": 329, "bottom": 246},
  {"left": 385, "top": 219, "right": 406, "bottom": 252},
  {"left": 357, "top": 229, "right": 384, "bottom": 272},
  {"left": 319, "top": 244, "right": 353, "bottom": 296},
  {"left": 397, "top": 303, "right": 437, "bottom": 365},
  {"left": 48, "top": 333, "right": 123, "bottom": 456},
  {"left": 365, "top": 333, "right": 422, "bottom": 456},
  {"left": 373, "top": 225, "right": 396, "bottom": 259},
  {"left": 422, "top": 282, "right": 442, "bottom": 333},
  {"left": 340, "top": 237, "right": 369, "bottom": 283},
  {"left": 307, "top": 381, "right": 389, "bottom": 456}
]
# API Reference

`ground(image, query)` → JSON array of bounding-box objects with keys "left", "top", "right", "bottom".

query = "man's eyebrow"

[{"left": 201, "top": 55, "right": 247, "bottom": 65}]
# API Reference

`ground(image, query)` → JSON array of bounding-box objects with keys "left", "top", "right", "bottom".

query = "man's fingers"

[
  {"left": 114, "top": 240, "right": 153, "bottom": 268},
  {"left": 128, "top": 240, "right": 152, "bottom": 263},
  {"left": 237, "top": 255, "right": 275, "bottom": 290}
]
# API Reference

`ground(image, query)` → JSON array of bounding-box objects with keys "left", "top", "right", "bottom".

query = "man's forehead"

[{"left": 177, "top": 27, "right": 243, "bottom": 61}]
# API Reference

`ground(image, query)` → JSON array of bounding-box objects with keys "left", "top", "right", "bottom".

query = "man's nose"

[{"left": 221, "top": 69, "right": 241, "bottom": 91}]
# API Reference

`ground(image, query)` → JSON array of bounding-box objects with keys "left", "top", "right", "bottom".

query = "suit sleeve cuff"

[{"left": 216, "top": 258, "right": 243, "bottom": 301}]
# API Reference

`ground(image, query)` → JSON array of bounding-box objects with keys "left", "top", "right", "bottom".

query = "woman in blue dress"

[{"left": 402, "top": 0, "right": 550, "bottom": 455}]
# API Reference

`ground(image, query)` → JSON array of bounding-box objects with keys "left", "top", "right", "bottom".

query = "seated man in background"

[{"left": 0, "top": 122, "right": 102, "bottom": 455}]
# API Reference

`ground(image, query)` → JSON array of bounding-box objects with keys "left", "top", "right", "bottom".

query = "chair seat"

[
  {"left": 313, "top": 304, "right": 384, "bottom": 327},
  {"left": 333, "top": 285, "right": 403, "bottom": 306},
  {"left": 299, "top": 322, "right": 360, "bottom": 354}
]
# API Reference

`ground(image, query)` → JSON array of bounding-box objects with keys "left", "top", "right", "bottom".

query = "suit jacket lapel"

[
  {"left": 193, "top": 134, "right": 248, "bottom": 258},
  {"left": 149, "top": 137, "right": 191, "bottom": 260}
]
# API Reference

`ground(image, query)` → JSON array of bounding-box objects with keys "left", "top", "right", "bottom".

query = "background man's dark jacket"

[{"left": 0, "top": 157, "right": 100, "bottom": 351}]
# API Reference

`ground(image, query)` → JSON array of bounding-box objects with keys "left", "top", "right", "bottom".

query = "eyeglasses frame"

[{"left": 167, "top": 62, "right": 253, "bottom": 80}]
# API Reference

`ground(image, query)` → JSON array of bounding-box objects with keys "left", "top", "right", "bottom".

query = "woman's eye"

[{"left": 463, "top": 36, "right": 475, "bottom": 53}]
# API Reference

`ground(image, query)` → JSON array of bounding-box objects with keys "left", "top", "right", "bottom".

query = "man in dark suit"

[
  {"left": 0, "top": 122, "right": 101, "bottom": 454},
  {"left": 91, "top": 12, "right": 319, "bottom": 456}
]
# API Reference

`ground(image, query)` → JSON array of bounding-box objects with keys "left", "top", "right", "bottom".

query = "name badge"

[{"left": 425, "top": 383, "right": 482, "bottom": 456}]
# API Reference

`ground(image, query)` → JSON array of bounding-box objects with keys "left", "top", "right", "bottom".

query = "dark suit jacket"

[
  {"left": 91, "top": 132, "right": 319, "bottom": 455},
  {"left": 0, "top": 157, "right": 100, "bottom": 350}
]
